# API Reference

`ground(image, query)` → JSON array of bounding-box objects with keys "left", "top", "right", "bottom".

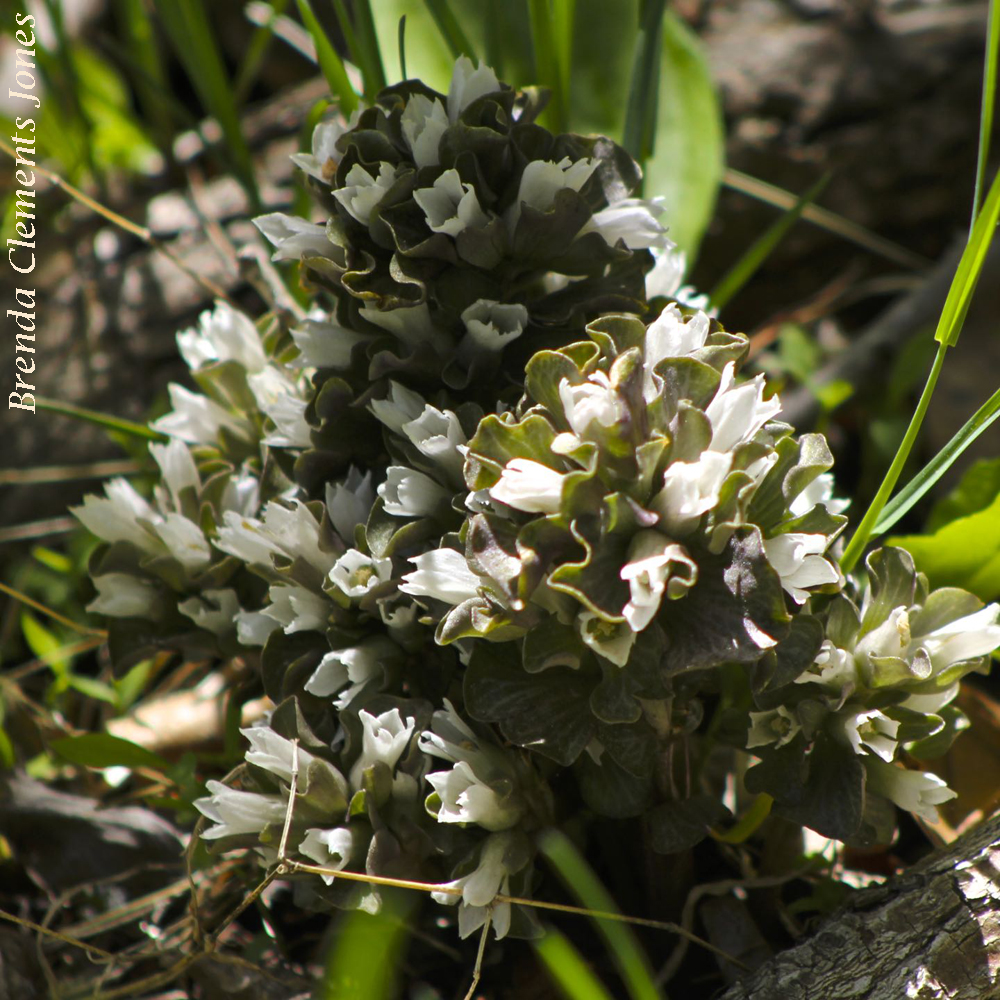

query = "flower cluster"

[{"left": 70, "top": 57, "right": 999, "bottom": 941}]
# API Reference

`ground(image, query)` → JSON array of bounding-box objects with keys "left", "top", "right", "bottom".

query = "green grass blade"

[
  {"left": 398, "top": 15, "right": 408, "bottom": 80},
  {"left": 352, "top": 0, "right": 388, "bottom": 95},
  {"left": 971, "top": 0, "right": 999, "bottom": 227},
  {"left": 622, "top": 0, "right": 667, "bottom": 163},
  {"left": 873, "top": 383, "right": 1000, "bottom": 535},
  {"left": 710, "top": 172, "right": 831, "bottom": 310},
  {"left": 295, "top": 0, "right": 359, "bottom": 115},
  {"left": 234, "top": 0, "right": 293, "bottom": 105},
  {"left": 539, "top": 830, "right": 660, "bottom": 1000},
  {"left": 422, "top": 0, "right": 477, "bottom": 60},
  {"left": 153, "top": 0, "right": 260, "bottom": 206},
  {"left": 552, "top": 0, "right": 576, "bottom": 111},
  {"left": 643, "top": 10, "right": 724, "bottom": 258},
  {"left": 535, "top": 927, "right": 617, "bottom": 1000},
  {"left": 315, "top": 892, "right": 415, "bottom": 1000},
  {"left": 35, "top": 398, "right": 166, "bottom": 442},
  {"left": 934, "top": 165, "right": 1000, "bottom": 348},
  {"left": 529, "top": 0, "right": 568, "bottom": 133},
  {"left": 113, "top": 0, "right": 174, "bottom": 148}
]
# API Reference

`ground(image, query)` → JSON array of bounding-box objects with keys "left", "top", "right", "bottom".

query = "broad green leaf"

[
  {"left": 888, "top": 489, "right": 1000, "bottom": 601},
  {"left": 927, "top": 457, "right": 1000, "bottom": 532},
  {"left": 51, "top": 733, "right": 170, "bottom": 773},
  {"left": 539, "top": 829, "right": 660, "bottom": 1000},
  {"left": 873, "top": 388, "right": 1000, "bottom": 535},
  {"left": 643, "top": 10, "right": 724, "bottom": 259},
  {"left": 535, "top": 927, "right": 617, "bottom": 1000}
]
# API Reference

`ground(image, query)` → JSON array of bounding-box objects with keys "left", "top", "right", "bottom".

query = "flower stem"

[{"left": 840, "top": 341, "right": 948, "bottom": 574}]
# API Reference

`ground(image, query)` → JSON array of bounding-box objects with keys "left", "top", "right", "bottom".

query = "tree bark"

[{"left": 719, "top": 813, "right": 1000, "bottom": 999}]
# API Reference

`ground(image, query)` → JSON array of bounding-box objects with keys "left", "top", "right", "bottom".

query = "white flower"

[
  {"left": 558, "top": 371, "right": 622, "bottom": 439},
  {"left": 290, "top": 316, "right": 370, "bottom": 369},
  {"left": 431, "top": 831, "right": 515, "bottom": 940},
  {"left": 326, "top": 466, "right": 376, "bottom": 542},
  {"left": 235, "top": 609, "right": 280, "bottom": 647},
  {"left": 304, "top": 636, "right": 395, "bottom": 708},
  {"left": 150, "top": 439, "right": 200, "bottom": 509},
  {"left": 413, "top": 169, "right": 489, "bottom": 236},
  {"left": 402, "top": 404, "right": 467, "bottom": 482},
  {"left": 795, "top": 639, "right": 856, "bottom": 691},
  {"left": 216, "top": 500, "right": 334, "bottom": 576},
  {"left": 854, "top": 606, "right": 912, "bottom": 669},
  {"left": 789, "top": 472, "right": 850, "bottom": 517},
  {"left": 151, "top": 383, "right": 250, "bottom": 445},
  {"left": 350, "top": 708, "right": 417, "bottom": 788},
  {"left": 291, "top": 112, "right": 359, "bottom": 182},
  {"left": 643, "top": 304, "right": 711, "bottom": 398},
  {"left": 401, "top": 94, "right": 449, "bottom": 167},
  {"left": 763, "top": 533, "right": 840, "bottom": 604},
  {"left": 447, "top": 56, "right": 501, "bottom": 123},
  {"left": 514, "top": 157, "right": 596, "bottom": 215},
  {"left": 577, "top": 609, "right": 636, "bottom": 667},
  {"left": 242, "top": 725, "right": 317, "bottom": 783},
  {"left": 333, "top": 162, "right": 399, "bottom": 225},
  {"left": 620, "top": 531, "right": 698, "bottom": 632},
  {"left": 911, "top": 602, "right": 1000, "bottom": 673},
  {"left": 176, "top": 302, "right": 267, "bottom": 374},
  {"left": 247, "top": 366, "right": 311, "bottom": 448},
  {"left": 368, "top": 380, "right": 426, "bottom": 434},
  {"left": 581, "top": 196, "right": 670, "bottom": 249},
  {"left": 489, "top": 458, "right": 565, "bottom": 514},
  {"left": 747, "top": 706, "right": 801, "bottom": 749},
  {"left": 299, "top": 827, "right": 356, "bottom": 884},
  {"left": 645, "top": 246, "right": 713, "bottom": 311},
  {"left": 705, "top": 363, "right": 782, "bottom": 454},
  {"left": 153, "top": 513, "right": 212, "bottom": 570},
  {"left": 652, "top": 451, "right": 732, "bottom": 535},
  {"left": 864, "top": 757, "right": 956, "bottom": 823},
  {"left": 426, "top": 760, "right": 521, "bottom": 831},
  {"left": 86, "top": 573, "right": 160, "bottom": 618},
  {"left": 837, "top": 709, "right": 900, "bottom": 762},
  {"left": 379, "top": 466, "right": 451, "bottom": 518},
  {"left": 400, "top": 548, "right": 482, "bottom": 605},
  {"left": 900, "top": 685, "right": 960, "bottom": 716},
  {"left": 71, "top": 479, "right": 159, "bottom": 554},
  {"left": 329, "top": 549, "right": 392, "bottom": 599},
  {"left": 262, "top": 583, "right": 331, "bottom": 633},
  {"left": 195, "top": 780, "right": 286, "bottom": 839},
  {"left": 360, "top": 302, "right": 445, "bottom": 350},
  {"left": 459, "top": 300, "right": 528, "bottom": 357},
  {"left": 220, "top": 467, "right": 261, "bottom": 518},
  {"left": 178, "top": 588, "right": 240, "bottom": 635},
  {"left": 419, "top": 698, "right": 486, "bottom": 766},
  {"left": 254, "top": 213, "right": 337, "bottom": 261}
]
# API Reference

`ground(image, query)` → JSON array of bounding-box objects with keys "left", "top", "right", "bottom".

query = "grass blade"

[
  {"left": 535, "top": 927, "right": 617, "bottom": 1000},
  {"left": 234, "top": 0, "right": 293, "bottom": 105},
  {"left": 398, "top": 15, "right": 408, "bottom": 80},
  {"left": 422, "top": 0, "right": 477, "bottom": 60},
  {"left": 153, "top": 0, "right": 260, "bottom": 207},
  {"left": 643, "top": 10, "right": 724, "bottom": 258},
  {"left": 539, "top": 830, "right": 660, "bottom": 1000},
  {"left": 295, "top": 0, "right": 359, "bottom": 115},
  {"left": 873, "top": 383, "right": 1000, "bottom": 535},
  {"left": 971, "top": 0, "right": 999, "bottom": 227},
  {"left": 934, "top": 165, "right": 1000, "bottom": 348},
  {"left": 622, "top": 0, "right": 667, "bottom": 163},
  {"left": 352, "top": 0, "right": 388, "bottom": 96},
  {"left": 35, "top": 398, "right": 166, "bottom": 442},
  {"left": 710, "top": 172, "right": 831, "bottom": 310},
  {"left": 529, "top": 0, "right": 568, "bottom": 133},
  {"left": 113, "top": 0, "right": 174, "bottom": 149}
]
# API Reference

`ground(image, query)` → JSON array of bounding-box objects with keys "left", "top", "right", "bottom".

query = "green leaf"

[
  {"left": 935, "top": 164, "right": 1000, "bottom": 347},
  {"left": 711, "top": 172, "right": 831, "bottom": 311},
  {"left": 67, "top": 675, "right": 118, "bottom": 704},
  {"left": 927, "top": 457, "right": 1000, "bottom": 533},
  {"left": 35, "top": 397, "right": 166, "bottom": 442},
  {"left": 51, "top": 733, "right": 170, "bottom": 773},
  {"left": 295, "top": 0, "right": 359, "bottom": 115},
  {"left": 422, "top": 0, "right": 477, "bottom": 59},
  {"left": 152, "top": 0, "right": 260, "bottom": 205},
  {"left": 647, "top": 794, "right": 731, "bottom": 853},
  {"left": 622, "top": 0, "right": 666, "bottom": 163},
  {"left": 535, "top": 927, "right": 617, "bottom": 1000},
  {"left": 539, "top": 829, "right": 660, "bottom": 1000},
  {"left": 372, "top": 0, "right": 456, "bottom": 92},
  {"left": 643, "top": 10, "right": 724, "bottom": 258},
  {"left": 873, "top": 391, "right": 1000, "bottom": 536},
  {"left": 888, "top": 490, "right": 1000, "bottom": 601},
  {"left": 21, "top": 612, "right": 69, "bottom": 674},
  {"left": 529, "top": 0, "right": 568, "bottom": 132},
  {"left": 971, "top": 0, "right": 999, "bottom": 227}
]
